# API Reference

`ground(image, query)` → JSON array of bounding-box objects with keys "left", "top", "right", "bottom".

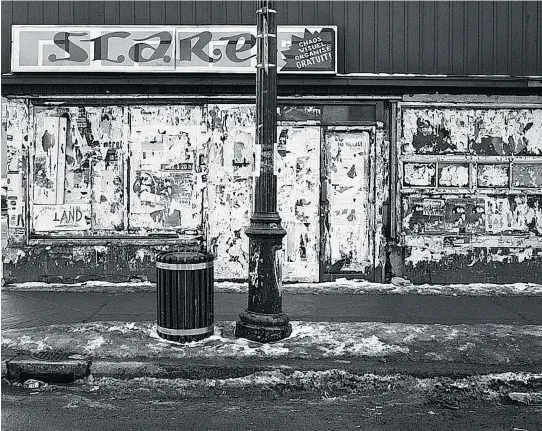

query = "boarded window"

[
  {"left": 403, "top": 163, "right": 436, "bottom": 187},
  {"left": 399, "top": 107, "right": 542, "bottom": 238},
  {"left": 31, "top": 107, "right": 124, "bottom": 233},
  {"left": 512, "top": 164, "right": 542, "bottom": 188},
  {"left": 127, "top": 106, "right": 206, "bottom": 231}
]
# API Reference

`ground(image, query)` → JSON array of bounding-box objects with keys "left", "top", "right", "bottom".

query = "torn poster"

[{"left": 33, "top": 203, "right": 91, "bottom": 231}]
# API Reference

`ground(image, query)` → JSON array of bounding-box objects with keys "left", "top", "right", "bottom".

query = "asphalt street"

[{"left": 2, "top": 377, "right": 541, "bottom": 431}]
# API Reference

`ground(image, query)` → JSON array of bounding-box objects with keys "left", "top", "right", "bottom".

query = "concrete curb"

[
  {"left": 5, "top": 355, "right": 90, "bottom": 382},
  {"left": 89, "top": 358, "right": 542, "bottom": 381},
  {"left": 7, "top": 355, "right": 541, "bottom": 383}
]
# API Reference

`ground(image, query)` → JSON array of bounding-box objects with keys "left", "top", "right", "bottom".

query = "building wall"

[
  {"left": 2, "top": 98, "right": 387, "bottom": 284},
  {"left": 394, "top": 98, "right": 542, "bottom": 283},
  {"left": 2, "top": 1, "right": 542, "bottom": 76},
  {"left": 2, "top": 1, "right": 542, "bottom": 285}
]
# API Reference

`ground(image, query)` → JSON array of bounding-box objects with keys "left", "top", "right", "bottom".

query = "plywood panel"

[
  {"left": 206, "top": 104, "right": 255, "bottom": 280},
  {"left": 391, "top": 1, "right": 406, "bottom": 74},
  {"left": 435, "top": 0, "right": 451, "bottom": 75},
  {"left": 58, "top": 1, "right": 74, "bottom": 25},
  {"left": 128, "top": 105, "right": 206, "bottom": 231},
  {"left": 479, "top": 1, "right": 495, "bottom": 75},
  {"left": 324, "top": 130, "right": 373, "bottom": 275},
  {"left": 404, "top": 1, "right": 420, "bottom": 74},
  {"left": 420, "top": 1, "right": 436, "bottom": 74},
  {"left": 277, "top": 126, "right": 320, "bottom": 282}
]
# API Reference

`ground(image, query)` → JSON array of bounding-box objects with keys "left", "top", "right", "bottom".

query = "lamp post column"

[{"left": 234, "top": 0, "right": 292, "bottom": 343}]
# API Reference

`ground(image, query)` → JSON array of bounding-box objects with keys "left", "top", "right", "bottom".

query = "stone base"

[{"left": 235, "top": 310, "right": 292, "bottom": 343}]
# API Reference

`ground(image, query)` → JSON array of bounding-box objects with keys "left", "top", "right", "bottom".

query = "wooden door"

[{"left": 321, "top": 128, "right": 376, "bottom": 280}]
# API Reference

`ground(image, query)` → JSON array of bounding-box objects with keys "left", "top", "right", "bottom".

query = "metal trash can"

[{"left": 156, "top": 251, "right": 214, "bottom": 342}]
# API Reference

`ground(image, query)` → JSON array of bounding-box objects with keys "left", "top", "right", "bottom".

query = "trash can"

[{"left": 156, "top": 251, "right": 214, "bottom": 343}]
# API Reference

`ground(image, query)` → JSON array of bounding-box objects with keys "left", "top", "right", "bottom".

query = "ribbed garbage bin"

[{"left": 156, "top": 251, "right": 214, "bottom": 342}]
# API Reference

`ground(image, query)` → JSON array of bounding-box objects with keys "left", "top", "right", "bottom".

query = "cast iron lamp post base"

[
  {"left": 235, "top": 310, "right": 292, "bottom": 343},
  {"left": 235, "top": 215, "right": 292, "bottom": 343}
]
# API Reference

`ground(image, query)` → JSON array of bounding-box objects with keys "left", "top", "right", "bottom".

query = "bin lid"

[{"left": 156, "top": 251, "right": 213, "bottom": 264}]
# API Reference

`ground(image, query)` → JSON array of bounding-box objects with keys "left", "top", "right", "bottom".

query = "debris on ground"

[
  {"left": 23, "top": 379, "right": 47, "bottom": 389},
  {"left": 508, "top": 392, "right": 542, "bottom": 405}
]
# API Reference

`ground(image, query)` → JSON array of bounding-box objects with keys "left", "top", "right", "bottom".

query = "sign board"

[{"left": 12, "top": 26, "right": 337, "bottom": 74}]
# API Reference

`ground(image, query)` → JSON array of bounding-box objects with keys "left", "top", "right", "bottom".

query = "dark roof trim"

[{"left": 1, "top": 73, "right": 540, "bottom": 89}]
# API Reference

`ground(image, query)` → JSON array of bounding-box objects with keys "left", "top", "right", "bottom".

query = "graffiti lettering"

[{"left": 53, "top": 206, "right": 84, "bottom": 225}]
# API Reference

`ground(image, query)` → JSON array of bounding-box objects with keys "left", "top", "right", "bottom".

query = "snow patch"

[{"left": 84, "top": 336, "right": 105, "bottom": 354}]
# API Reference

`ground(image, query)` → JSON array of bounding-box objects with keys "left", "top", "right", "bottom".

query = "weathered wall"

[
  {"left": 2, "top": 242, "right": 202, "bottom": 284},
  {"left": 206, "top": 104, "right": 255, "bottom": 280},
  {"left": 397, "top": 105, "right": 542, "bottom": 283},
  {"left": 3, "top": 99, "right": 383, "bottom": 284},
  {"left": 4, "top": 99, "right": 29, "bottom": 247},
  {"left": 3, "top": 99, "right": 207, "bottom": 283}
]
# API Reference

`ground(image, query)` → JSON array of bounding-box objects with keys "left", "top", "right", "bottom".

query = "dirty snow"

[
  {"left": 3, "top": 321, "right": 541, "bottom": 366},
  {"left": 84, "top": 336, "right": 106, "bottom": 354},
  {"left": 4, "top": 279, "right": 542, "bottom": 296},
  {"left": 84, "top": 370, "right": 542, "bottom": 402}
]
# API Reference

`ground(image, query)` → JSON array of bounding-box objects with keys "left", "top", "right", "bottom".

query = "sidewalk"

[
  {"left": 2, "top": 289, "right": 542, "bottom": 330},
  {"left": 2, "top": 283, "right": 542, "bottom": 383}
]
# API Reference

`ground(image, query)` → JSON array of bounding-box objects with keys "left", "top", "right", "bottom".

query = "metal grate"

[{"left": 29, "top": 351, "right": 72, "bottom": 362}]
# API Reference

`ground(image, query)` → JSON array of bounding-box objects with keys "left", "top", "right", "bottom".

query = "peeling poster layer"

[
  {"left": 324, "top": 130, "right": 373, "bottom": 274},
  {"left": 277, "top": 126, "right": 320, "bottom": 282},
  {"left": 4, "top": 99, "right": 29, "bottom": 233},
  {"left": 401, "top": 108, "right": 542, "bottom": 156},
  {"left": 206, "top": 104, "right": 255, "bottom": 280},
  {"left": 400, "top": 105, "right": 542, "bottom": 273},
  {"left": 129, "top": 106, "right": 206, "bottom": 231},
  {"left": 7, "top": 100, "right": 384, "bottom": 283},
  {"left": 32, "top": 106, "right": 125, "bottom": 232}
]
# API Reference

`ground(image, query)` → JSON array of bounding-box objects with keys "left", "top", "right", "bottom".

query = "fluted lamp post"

[{"left": 235, "top": 0, "right": 292, "bottom": 343}]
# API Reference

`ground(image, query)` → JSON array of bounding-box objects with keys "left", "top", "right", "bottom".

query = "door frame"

[{"left": 319, "top": 125, "right": 378, "bottom": 282}]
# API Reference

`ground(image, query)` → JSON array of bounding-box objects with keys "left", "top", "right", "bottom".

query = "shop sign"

[{"left": 12, "top": 26, "right": 337, "bottom": 74}]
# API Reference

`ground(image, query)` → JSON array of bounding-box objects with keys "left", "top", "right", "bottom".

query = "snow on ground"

[
  {"left": 82, "top": 370, "right": 542, "bottom": 403},
  {"left": 3, "top": 321, "right": 541, "bottom": 365},
  {"left": 4, "top": 278, "right": 542, "bottom": 296}
]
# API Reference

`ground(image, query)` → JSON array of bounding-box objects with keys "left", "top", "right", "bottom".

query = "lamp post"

[{"left": 235, "top": 0, "right": 292, "bottom": 343}]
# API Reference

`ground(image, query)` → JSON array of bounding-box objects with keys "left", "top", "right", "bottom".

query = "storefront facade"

[{"left": 2, "top": 1, "right": 542, "bottom": 284}]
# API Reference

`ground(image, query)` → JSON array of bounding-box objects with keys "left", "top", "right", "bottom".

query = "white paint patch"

[
  {"left": 405, "top": 248, "right": 441, "bottom": 265},
  {"left": 404, "top": 163, "right": 435, "bottom": 186},
  {"left": 439, "top": 164, "right": 469, "bottom": 187},
  {"left": 134, "top": 249, "right": 149, "bottom": 262},
  {"left": 477, "top": 164, "right": 509, "bottom": 187},
  {"left": 94, "top": 246, "right": 108, "bottom": 254},
  {"left": 2, "top": 248, "right": 26, "bottom": 264}
]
